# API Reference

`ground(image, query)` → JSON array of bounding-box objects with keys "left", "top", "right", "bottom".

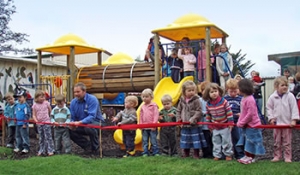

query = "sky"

[{"left": 7, "top": 0, "right": 300, "bottom": 77}]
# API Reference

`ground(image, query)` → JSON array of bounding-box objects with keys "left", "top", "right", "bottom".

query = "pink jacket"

[
  {"left": 139, "top": 102, "right": 159, "bottom": 124},
  {"left": 197, "top": 49, "right": 206, "bottom": 70},
  {"left": 266, "top": 91, "right": 299, "bottom": 125},
  {"left": 178, "top": 49, "right": 196, "bottom": 72},
  {"left": 237, "top": 95, "right": 261, "bottom": 128}
]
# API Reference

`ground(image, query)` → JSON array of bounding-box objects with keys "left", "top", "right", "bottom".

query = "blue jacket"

[
  {"left": 70, "top": 93, "right": 104, "bottom": 124},
  {"left": 4, "top": 103, "right": 16, "bottom": 127},
  {"left": 15, "top": 102, "right": 31, "bottom": 126}
]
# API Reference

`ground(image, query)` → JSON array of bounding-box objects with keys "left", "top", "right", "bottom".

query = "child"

[
  {"left": 202, "top": 83, "right": 234, "bottom": 161},
  {"left": 50, "top": 94, "right": 71, "bottom": 154},
  {"left": 178, "top": 47, "right": 196, "bottom": 77},
  {"left": 176, "top": 80, "right": 203, "bottom": 159},
  {"left": 267, "top": 76, "right": 299, "bottom": 163},
  {"left": 252, "top": 71, "right": 263, "bottom": 84},
  {"left": 169, "top": 49, "right": 183, "bottom": 83},
  {"left": 198, "top": 81, "right": 213, "bottom": 158},
  {"left": 158, "top": 94, "right": 177, "bottom": 156},
  {"left": 216, "top": 43, "right": 233, "bottom": 88},
  {"left": 112, "top": 95, "right": 138, "bottom": 158},
  {"left": 139, "top": 88, "right": 160, "bottom": 156},
  {"left": 236, "top": 79, "right": 265, "bottom": 164},
  {"left": 4, "top": 93, "right": 16, "bottom": 148},
  {"left": 234, "top": 74, "right": 243, "bottom": 82},
  {"left": 224, "top": 79, "right": 245, "bottom": 159},
  {"left": 288, "top": 76, "right": 295, "bottom": 92},
  {"left": 32, "top": 90, "right": 55, "bottom": 156},
  {"left": 13, "top": 90, "right": 31, "bottom": 153}
]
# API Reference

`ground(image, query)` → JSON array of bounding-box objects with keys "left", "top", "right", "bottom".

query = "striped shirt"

[
  {"left": 224, "top": 94, "right": 242, "bottom": 120},
  {"left": 206, "top": 97, "right": 233, "bottom": 130}
]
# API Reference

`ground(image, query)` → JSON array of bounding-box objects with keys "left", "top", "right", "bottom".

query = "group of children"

[
  {"left": 3, "top": 75, "right": 299, "bottom": 164},
  {"left": 4, "top": 90, "right": 71, "bottom": 156},
  {"left": 161, "top": 38, "right": 233, "bottom": 90},
  {"left": 114, "top": 75, "right": 299, "bottom": 165}
]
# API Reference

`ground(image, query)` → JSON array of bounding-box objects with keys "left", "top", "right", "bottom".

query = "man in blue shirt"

[{"left": 69, "top": 82, "right": 105, "bottom": 155}]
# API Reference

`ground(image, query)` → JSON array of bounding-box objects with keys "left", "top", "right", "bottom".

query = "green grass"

[{"left": 0, "top": 147, "right": 299, "bottom": 175}]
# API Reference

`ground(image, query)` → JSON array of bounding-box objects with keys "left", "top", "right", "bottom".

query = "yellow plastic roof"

[
  {"left": 36, "top": 33, "right": 105, "bottom": 55},
  {"left": 102, "top": 52, "right": 134, "bottom": 65},
  {"left": 151, "top": 13, "right": 228, "bottom": 41}
]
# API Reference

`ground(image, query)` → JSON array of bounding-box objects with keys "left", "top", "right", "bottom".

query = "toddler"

[{"left": 4, "top": 93, "right": 16, "bottom": 148}]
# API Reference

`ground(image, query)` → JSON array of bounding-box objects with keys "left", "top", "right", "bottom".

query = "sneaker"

[
  {"left": 285, "top": 159, "right": 292, "bottom": 163},
  {"left": 21, "top": 149, "right": 29, "bottom": 154},
  {"left": 225, "top": 156, "right": 232, "bottom": 161},
  {"left": 13, "top": 148, "right": 20, "bottom": 153},
  {"left": 6, "top": 144, "right": 14, "bottom": 148},
  {"left": 213, "top": 157, "right": 220, "bottom": 161},
  {"left": 239, "top": 157, "right": 253, "bottom": 164},
  {"left": 271, "top": 158, "right": 280, "bottom": 162},
  {"left": 48, "top": 152, "right": 54, "bottom": 156},
  {"left": 142, "top": 154, "right": 148, "bottom": 157},
  {"left": 154, "top": 154, "right": 160, "bottom": 157}
]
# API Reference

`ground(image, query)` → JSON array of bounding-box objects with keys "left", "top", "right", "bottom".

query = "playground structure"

[{"left": 32, "top": 13, "right": 229, "bottom": 151}]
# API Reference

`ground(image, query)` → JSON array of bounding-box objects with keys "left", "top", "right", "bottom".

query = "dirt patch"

[{"left": 1, "top": 123, "right": 300, "bottom": 161}]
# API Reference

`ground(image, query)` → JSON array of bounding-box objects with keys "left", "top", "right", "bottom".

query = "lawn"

[{"left": 0, "top": 147, "right": 299, "bottom": 175}]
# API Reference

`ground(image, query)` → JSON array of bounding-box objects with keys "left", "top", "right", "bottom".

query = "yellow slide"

[{"left": 113, "top": 76, "right": 193, "bottom": 150}]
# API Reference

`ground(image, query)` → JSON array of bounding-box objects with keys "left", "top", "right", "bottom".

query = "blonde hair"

[
  {"left": 288, "top": 76, "right": 294, "bottom": 81},
  {"left": 274, "top": 76, "right": 288, "bottom": 89},
  {"left": 184, "top": 47, "right": 193, "bottom": 54},
  {"left": 220, "top": 43, "right": 228, "bottom": 51},
  {"left": 226, "top": 78, "right": 239, "bottom": 89},
  {"left": 4, "top": 92, "right": 14, "bottom": 100},
  {"left": 161, "top": 94, "right": 172, "bottom": 103},
  {"left": 141, "top": 88, "right": 153, "bottom": 98},
  {"left": 125, "top": 95, "right": 138, "bottom": 107},
  {"left": 55, "top": 94, "right": 65, "bottom": 103},
  {"left": 181, "top": 80, "right": 197, "bottom": 97},
  {"left": 234, "top": 74, "right": 243, "bottom": 80},
  {"left": 34, "top": 90, "right": 45, "bottom": 102},
  {"left": 202, "top": 83, "right": 224, "bottom": 101}
]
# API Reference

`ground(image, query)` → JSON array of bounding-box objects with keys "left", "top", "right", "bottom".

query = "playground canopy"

[
  {"left": 151, "top": 13, "right": 228, "bottom": 41},
  {"left": 36, "top": 33, "right": 105, "bottom": 55}
]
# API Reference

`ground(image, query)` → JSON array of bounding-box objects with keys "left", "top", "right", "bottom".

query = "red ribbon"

[{"left": 1, "top": 116, "right": 299, "bottom": 130}]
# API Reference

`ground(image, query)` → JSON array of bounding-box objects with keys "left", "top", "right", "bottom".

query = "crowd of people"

[{"left": 2, "top": 73, "right": 300, "bottom": 164}]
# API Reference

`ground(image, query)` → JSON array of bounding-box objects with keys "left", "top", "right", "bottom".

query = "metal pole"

[{"left": 1, "top": 118, "right": 5, "bottom": 146}]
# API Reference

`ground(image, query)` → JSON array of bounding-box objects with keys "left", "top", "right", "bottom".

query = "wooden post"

[
  {"left": 66, "top": 55, "right": 71, "bottom": 103},
  {"left": 1, "top": 118, "right": 5, "bottom": 146},
  {"left": 222, "top": 37, "right": 226, "bottom": 44},
  {"left": 205, "top": 27, "right": 212, "bottom": 82},
  {"left": 37, "top": 51, "right": 42, "bottom": 88},
  {"left": 69, "top": 47, "right": 75, "bottom": 100},
  {"left": 97, "top": 51, "right": 102, "bottom": 66},
  {"left": 99, "top": 121, "right": 102, "bottom": 158},
  {"left": 154, "top": 34, "right": 160, "bottom": 86}
]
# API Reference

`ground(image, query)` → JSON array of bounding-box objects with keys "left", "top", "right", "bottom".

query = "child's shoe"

[
  {"left": 213, "top": 157, "right": 220, "bottom": 161},
  {"left": 21, "top": 149, "right": 29, "bottom": 154},
  {"left": 182, "top": 149, "right": 190, "bottom": 158},
  {"left": 225, "top": 156, "right": 232, "bottom": 161},
  {"left": 271, "top": 157, "right": 280, "bottom": 162},
  {"left": 13, "top": 148, "right": 20, "bottom": 153},
  {"left": 284, "top": 159, "right": 292, "bottom": 163},
  {"left": 193, "top": 149, "right": 200, "bottom": 159},
  {"left": 48, "top": 152, "right": 54, "bottom": 156},
  {"left": 239, "top": 156, "right": 253, "bottom": 164},
  {"left": 6, "top": 144, "right": 14, "bottom": 148}
]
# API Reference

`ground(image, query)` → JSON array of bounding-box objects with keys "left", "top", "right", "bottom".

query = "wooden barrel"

[{"left": 77, "top": 63, "right": 155, "bottom": 93}]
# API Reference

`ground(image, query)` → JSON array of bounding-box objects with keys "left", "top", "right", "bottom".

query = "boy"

[
  {"left": 112, "top": 95, "right": 138, "bottom": 157},
  {"left": 50, "top": 94, "right": 71, "bottom": 154},
  {"left": 158, "top": 94, "right": 177, "bottom": 156},
  {"left": 14, "top": 90, "right": 31, "bottom": 153},
  {"left": 224, "top": 79, "right": 244, "bottom": 159},
  {"left": 4, "top": 92, "right": 16, "bottom": 148}
]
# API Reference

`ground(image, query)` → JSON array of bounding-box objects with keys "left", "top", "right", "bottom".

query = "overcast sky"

[{"left": 8, "top": 0, "right": 300, "bottom": 77}]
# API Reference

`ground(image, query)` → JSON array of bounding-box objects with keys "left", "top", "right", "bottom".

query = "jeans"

[
  {"left": 54, "top": 127, "right": 71, "bottom": 154},
  {"left": 184, "top": 71, "right": 194, "bottom": 77},
  {"left": 142, "top": 129, "right": 159, "bottom": 155},
  {"left": 69, "top": 121, "right": 104, "bottom": 151},
  {"left": 255, "top": 98, "right": 263, "bottom": 114},
  {"left": 123, "top": 130, "right": 136, "bottom": 151},
  {"left": 7, "top": 126, "right": 16, "bottom": 145},
  {"left": 231, "top": 126, "right": 245, "bottom": 159},
  {"left": 15, "top": 125, "right": 30, "bottom": 150}
]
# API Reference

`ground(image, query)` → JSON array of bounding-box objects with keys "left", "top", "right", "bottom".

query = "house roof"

[
  {"left": 151, "top": 13, "right": 228, "bottom": 41},
  {"left": 268, "top": 51, "right": 300, "bottom": 64}
]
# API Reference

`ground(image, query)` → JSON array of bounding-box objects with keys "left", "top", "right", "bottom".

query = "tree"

[
  {"left": 0, "top": 0, "right": 33, "bottom": 55},
  {"left": 231, "top": 49, "right": 255, "bottom": 77}
]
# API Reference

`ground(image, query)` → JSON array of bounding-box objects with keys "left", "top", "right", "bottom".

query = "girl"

[
  {"left": 267, "top": 76, "right": 299, "bottom": 163},
  {"left": 32, "top": 90, "right": 55, "bottom": 156},
  {"left": 178, "top": 47, "right": 196, "bottom": 77},
  {"left": 236, "top": 79, "right": 265, "bottom": 164},
  {"left": 139, "top": 88, "right": 160, "bottom": 157},
  {"left": 176, "top": 80, "right": 204, "bottom": 159},
  {"left": 4, "top": 92, "right": 16, "bottom": 148},
  {"left": 202, "top": 83, "right": 234, "bottom": 161},
  {"left": 169, "top": 49, "right": 183, "bottom": 83},
  {"left": 216, "top": 43, "right": 233, "bottom": 88}
]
